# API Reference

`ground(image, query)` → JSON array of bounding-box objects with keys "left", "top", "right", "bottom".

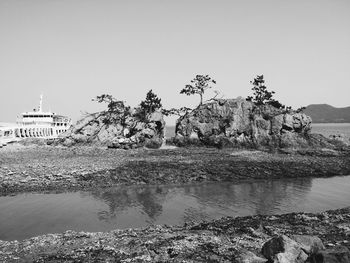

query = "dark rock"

[
  {"left": 144, "top": 137, "right": 164, "bottom": 149},
  {"left": 310, "top": 245, "right": 350, "bottom": 263},
  {"left": 291, "top": 235, "right": 325, "bottom": 254},
  {"left": 261, "top": 235, "right": 308, "bottom": 263}
]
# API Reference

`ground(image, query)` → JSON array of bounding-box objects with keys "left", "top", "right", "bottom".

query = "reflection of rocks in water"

[
  {"left": 87, "top": 186, "right": 169, "bottom": 222},
  {"left": 135, "top": 186, "right": 164, "bottom": 221},
  {"left": 184, "top": 183, "right": 238, "bottom": 207},
  {"left": 81, "top": 188, "right": 138, "bottom": 221},
  {"left": 247, "top": 178, "right": 312, "bottom": 215},
  {"left": 182, "top": 178, "right": 312, "bottom": 216},
  {"left": 96, "top": 188, "right": 138, "bottom": 221},
  {"left": 84, "top": 178, "right": 313, "bottom": 224}
]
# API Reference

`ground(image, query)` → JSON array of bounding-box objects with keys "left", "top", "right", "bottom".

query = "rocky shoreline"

[
  {"left": 1, "top": 144, "right": 350, "bottom": 262},
  {"left": 0, "top": 207, "right": 349, "bottom": 262},
  {"left": 0, "top": 144, "right": 349, "bottom": 195}
]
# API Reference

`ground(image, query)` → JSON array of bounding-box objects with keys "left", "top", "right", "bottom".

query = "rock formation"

[
  {"left": 173, "top": 97, "right": 342, "bottom": 149},
  {"left": 56, "top": 110, "right": 165, "bottom": 149}
]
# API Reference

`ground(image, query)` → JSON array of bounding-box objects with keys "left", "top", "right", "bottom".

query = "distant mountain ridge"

[{"left": 304, "top": 104, "right": 350, "bottom": 123}]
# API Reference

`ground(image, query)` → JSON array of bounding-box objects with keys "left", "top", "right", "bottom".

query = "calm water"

[
  {"left": 311, "top": 123, "right": 350, "bottom": 140},
  {"left": 1, "top": 175, "right": 350, "bottom": 241}
]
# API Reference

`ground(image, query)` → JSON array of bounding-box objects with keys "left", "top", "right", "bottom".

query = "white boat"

[{"left": 0, "top": 95, "right": 71, "bottom": 144}]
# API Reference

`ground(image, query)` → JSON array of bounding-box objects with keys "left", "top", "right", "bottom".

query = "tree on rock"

[
  {"left": 247, "top": 75, "right": 286, "bottom": 110},
  {"left": 93, "top": 94, "right": 131, "bottom": 126},
  {"left": 181, "top": 75, "right": 217, "bottom": 106},
  {"left": 134, "top": 90, "right": 163, "bottom": 122},
  {"left": 140, "top": 90, "right": 162, "bottom": 115}
]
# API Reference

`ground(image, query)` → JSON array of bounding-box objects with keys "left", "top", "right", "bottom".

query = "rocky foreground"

[
  {"left": 1, "top": 143, "right": 350, "bottom": 262},
  {"left": 0, "top": 207, "right": 349, "bottom": 262},
  {"left": 0, "top": 144, "right": 350, "bottom": 195}
]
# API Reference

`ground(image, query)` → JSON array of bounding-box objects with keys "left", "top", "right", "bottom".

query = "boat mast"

[{"left": 39, "top": 94, "right": 43, "bottom": 112}]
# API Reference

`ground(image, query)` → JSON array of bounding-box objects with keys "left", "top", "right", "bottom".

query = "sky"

[{"left": 0, "top": 0, "right": 349, "bottom": 124}]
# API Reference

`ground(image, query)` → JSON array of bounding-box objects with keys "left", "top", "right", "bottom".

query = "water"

[
  {"left": 165, "top": 125, "right": 176, "bottom": 138},
  {"left": 1, "top": 175, "right": 350, "bottom": 241},
  {"left": 311, "top": 123, "right": 350, "bottom": 140}
]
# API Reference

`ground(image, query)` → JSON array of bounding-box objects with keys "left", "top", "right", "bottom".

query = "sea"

[{"left": 311, "top": 123, "right": 350, "bottom": 140}]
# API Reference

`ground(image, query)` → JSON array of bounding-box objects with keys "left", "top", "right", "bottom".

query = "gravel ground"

[{"left": 0, "top": 144, "right": 350, "bottom": 195}]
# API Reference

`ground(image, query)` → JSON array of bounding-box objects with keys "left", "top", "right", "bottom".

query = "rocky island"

[{"left": 1, "top": 95, "right": 349, "bottom": 194}]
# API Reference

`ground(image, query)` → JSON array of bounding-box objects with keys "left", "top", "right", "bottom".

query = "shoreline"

[
  {"left": 0, "top": 144, "right": 350, "bottom": 195},
  {"left": 0, "top": 207, "right": 349, "bottom": 262},
  {"left": 0, "top": 144, "right": 350, "bottom": 261}
]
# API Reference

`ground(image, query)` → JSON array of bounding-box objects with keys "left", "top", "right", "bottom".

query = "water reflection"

[
  {"left": 86, "top": 177, "right": 313, "bottom": 224},
  {"left": 1, "top": 176, "right": 350, "bottom": 241},
  {"left": 88, "top": 186, "right": 169, "bottom": 223}
]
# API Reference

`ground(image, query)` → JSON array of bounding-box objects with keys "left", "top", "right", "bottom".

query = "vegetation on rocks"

[
  {"left": 173, "top": 97, "right": 316, "bottom": 149},
  {"left": 180, "top": 74, "right": 218, "bottom": 106},
  {"left": 55, "top": 91, "right": 165, "bottom": 149},
  {"left": 52, "top": 74, "right": 341, "bottom": 151},
  {"left": 135, "top": 89, "right": 163, "bottom": 122},
  {"left": 246, "top": 75, "right": 289, "bottom": 110},
  {"left": 92, "top": 94, "right": 131, "bottom": 126},
  {"left": 165, "top": 74, "right": 338, "bottom": 150}
]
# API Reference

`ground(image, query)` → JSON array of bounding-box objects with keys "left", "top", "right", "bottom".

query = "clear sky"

[{"left": 0, "top": 0, "right": 349, "bottom": 124}]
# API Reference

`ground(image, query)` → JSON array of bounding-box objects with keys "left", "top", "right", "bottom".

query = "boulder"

[
  {"left": 174, "top": 97, "right": 315, "bottom": 149},
  {"left": 283, "top": 114, "right": 294, "bottom": 131},
  {"left": 261, "top": 235, "right": 308, "bottom": 263},
  {"left": 144, "top": 137, "right": 164, "bottom": 149},
  {"left": 291, "top": 235, "right": 325, "bottom": 254},
  {"left": 56, "top": 110, "right": 165, "bottom": 149},
  {"left": 310, "top": 245, "right": 350, "bottom": 263}
]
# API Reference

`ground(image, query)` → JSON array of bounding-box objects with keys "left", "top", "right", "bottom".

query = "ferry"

[{"left": 0, "top": 95, "right": 71, "bottom": 146}]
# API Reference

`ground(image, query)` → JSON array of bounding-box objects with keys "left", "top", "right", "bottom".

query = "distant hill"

[{"left": 304, "top": 104, "right": 350, "bottom": 123}]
